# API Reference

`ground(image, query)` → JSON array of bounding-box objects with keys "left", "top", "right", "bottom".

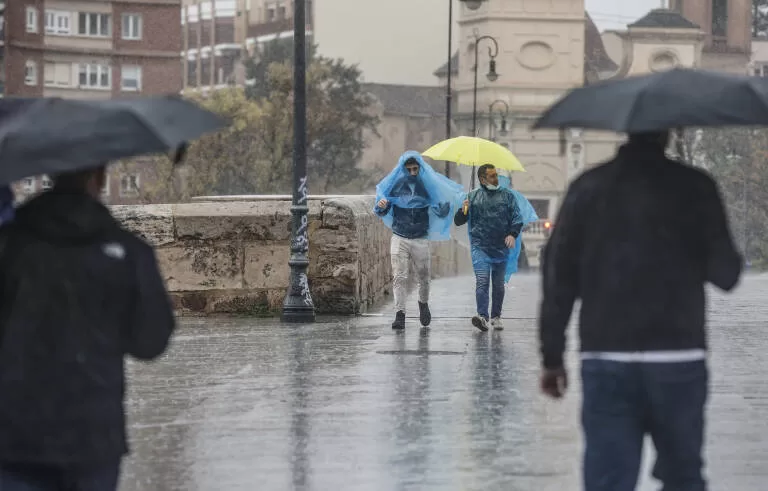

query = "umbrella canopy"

[
  {"left": 533, "top": 68, "right": 768, "bottom": 132},
  {"left": 0, "top": 95, "right": 227, "bottom": 186},
  {"left": 422, "top": 136, "right": 526, "bottom": 172}
]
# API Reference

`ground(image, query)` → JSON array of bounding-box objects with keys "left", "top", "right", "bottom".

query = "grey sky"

[{"left": 586, "top": 0, "right": 662, "bottom": 31}]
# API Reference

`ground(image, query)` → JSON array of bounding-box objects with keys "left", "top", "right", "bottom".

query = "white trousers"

[{"left": 390, "top": 235, "right": 431, "bottom": 313}]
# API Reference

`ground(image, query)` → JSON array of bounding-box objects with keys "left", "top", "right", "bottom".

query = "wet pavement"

[{"left": 120, "top": 273, "right": 768, "bottom": 490}]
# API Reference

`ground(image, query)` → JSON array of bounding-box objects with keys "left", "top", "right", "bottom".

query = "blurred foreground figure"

[
  {"left": 0, "top": 185, "right": 15, "bottom": 227},
  {"left": 0, "top": 166, "right": 175, "bottom": 490},
  {"left": 539, "top": 132, "right": 742, "bottom": 491}
]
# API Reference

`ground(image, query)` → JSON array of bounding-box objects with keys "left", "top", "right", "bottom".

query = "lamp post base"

[
  {"left": 281, "top": 302, "right": 316, "bottom": 323},
  {"left": 281, "top": 253, "right": 316, "bottom": 323}
]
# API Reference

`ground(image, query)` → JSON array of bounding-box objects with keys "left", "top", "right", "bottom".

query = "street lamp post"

[
  {"left": 445, "top": 0, "right": 488, "bottom": 178},
  {"left": 470, "top": 33, "right": 499, "bottom": 189},
  {"left": 282, "top": 0, "right": 315, "bottom": 323},
  {"left": 487, "top": 99, "right": 509, "bottom": 141}
]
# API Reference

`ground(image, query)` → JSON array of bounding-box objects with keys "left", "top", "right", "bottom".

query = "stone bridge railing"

[{"left": 111, "top": 196, "right": 472, "bottom": 316}]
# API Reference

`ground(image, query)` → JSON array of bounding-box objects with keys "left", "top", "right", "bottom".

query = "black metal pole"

[
  {"left": 470, "top": 39, "right": 479, "bottom": 189},
  {"left": 282, "top": 0, "right": 315, "bottom": 323},
  {"left": 445, "top": 0, "right": 453, "bottom": 178}
]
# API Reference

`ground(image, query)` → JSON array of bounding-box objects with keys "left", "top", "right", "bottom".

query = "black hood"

[{"left": 13, "top": 189, "right": 121, "bottom": 245}]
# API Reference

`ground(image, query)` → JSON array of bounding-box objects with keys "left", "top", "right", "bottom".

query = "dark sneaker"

[
  {"left": 392, "top": 311, "right": 406, "bottom": 330},
  {"left": 418, "top": 302, "right": 432, "bottom": 327},
  {"left": 472, "top": 315, "right": 489, "bottom": 332}
]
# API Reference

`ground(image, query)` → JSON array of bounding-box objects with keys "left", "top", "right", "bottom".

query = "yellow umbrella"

[{"left": 422, "top": 136, "right": 526, "bottom": 172}]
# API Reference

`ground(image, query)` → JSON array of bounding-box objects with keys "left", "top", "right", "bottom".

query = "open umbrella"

[
  {"left": 533, "top": 68, "right": 768, "bottom": 132},
  {"left": 0, "top": 95, "right": 227, "bottom": 186},
  {"left": 422, "top": 136, "right": 526, "bottom": 172}
]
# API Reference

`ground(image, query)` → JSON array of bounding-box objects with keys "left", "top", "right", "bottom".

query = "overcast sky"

[{"left": 586, "top": 0, "right": 662, "bottom": 31}]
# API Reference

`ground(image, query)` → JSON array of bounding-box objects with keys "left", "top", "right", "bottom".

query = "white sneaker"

[{"left": 491, "top": 317, "right": 503, "bottom": 331}]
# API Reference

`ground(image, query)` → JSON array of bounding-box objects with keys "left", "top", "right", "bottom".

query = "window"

[
  {"left": 24, "top": 61, "right": 37, "bottom": 86},
  {"left": 45, "top": 10, "right": 71, "bottom": 35},
  {"left": 26, "top": 7, "right": 38, "bottom": 33},
  {"left": 78, "top": 64, "right": 111, "bottom": 89},
  {"left": 78, "top": 12, "right": 111, "bottom": 37},
  {"left": 21, "top": 178, "right": 36, "bottom": 195},
  {"left": 121, "top": 13, "right": 141, "bottom": 40},
  {"left": 712, "top": 0, "right": 728, "bottom": 37},
  {"left": 41, "top": 176, "right": 53, "bottom": 191},
  {"left": 44, "top": 63, "right": 72, "bottom": 87},
  {"left": 266, "top": 3, "right": 275, "bottom": 21},
  {"left": 121, "top": 65, "right": 141, "bottom": 91},
  {"left": 529, "top": 199, "right": 551, "bottom": 220},
  {"left": 277, "top": 4, "right": 286, "bottom": 19},
  {"left": 120, "top": 174, "right": 139, "bottom": 197}
]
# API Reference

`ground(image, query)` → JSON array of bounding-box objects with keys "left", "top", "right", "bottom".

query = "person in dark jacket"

[
  {"left": 538, "top": 131, "right": 742, "bottom": 491},
  {"left": 0, "top": 166, "right": 176, "bottom": 490},
  {"left": 0, "top": 185, "right": 15, "bottom": 227},
  {"left": 454, "top": 164, "right": 523, "bottom": 332},
  {"left": 375, "top": 153, "right": 454, "bottom": 330}
]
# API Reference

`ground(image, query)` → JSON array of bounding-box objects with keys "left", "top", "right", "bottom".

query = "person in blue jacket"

[
  {"left": 374, "top": 151, "right": 461, "bottom": 330},
  {"left": 454, "top": 164, "right": 523, "bottom": 332}
]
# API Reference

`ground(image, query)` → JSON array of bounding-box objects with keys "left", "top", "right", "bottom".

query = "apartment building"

[
  {"left": 3, "top": 0, "right": 182, "bottom": 203},
  {"left": 1, "top": 1, "right": 5, "bottom": 96},
  {"left": 181, "top": 0, "right": 310, "bottom": 91}
]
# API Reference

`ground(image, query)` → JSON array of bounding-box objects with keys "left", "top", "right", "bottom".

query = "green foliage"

[
  {"left": 134, "top": 38, "right": 380, "bottom": 202},
  {"left": 683, "top": 127, "right": 768, "bottom": 267},
  {"left": 754, "top": 0, "right": 768, "bottom": 38}
]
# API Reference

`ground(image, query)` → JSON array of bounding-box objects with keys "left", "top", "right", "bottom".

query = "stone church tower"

[
  {"left": 452, "top": 0, "right": 618, "bottom": 221},
  {"left": 669, "top": 0, "right": 752, "bottom": 73}
]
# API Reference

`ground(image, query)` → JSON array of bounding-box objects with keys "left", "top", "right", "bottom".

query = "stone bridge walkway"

[{"left": 119, "top": 274, "right": 768, "bottom": 490}]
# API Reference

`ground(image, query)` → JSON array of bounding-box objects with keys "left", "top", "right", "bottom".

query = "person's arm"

[
  {"left": 124, "top": 241, "right": 176, "bottom": 360},
  {"left": 374, "top": 198, "right": 392, "bottom": 216},
  {"left": 702, "top": 177, "right": 742, "bottom": 291},
  {"left": 538, "top": 179, "right": 586, "bottom": 370},
  {"left": 454, "top": 206, "right": 468, "bottom": 226},
  {"left": 432, "top": 201, "right": 451, "bottom": 218}
]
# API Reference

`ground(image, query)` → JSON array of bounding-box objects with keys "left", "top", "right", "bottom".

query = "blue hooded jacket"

[{"left": 374, "top": 151, "right": 463, "bottom": 241}]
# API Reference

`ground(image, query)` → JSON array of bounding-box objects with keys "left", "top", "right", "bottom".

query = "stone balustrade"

[{"left": 111, "top": 196, "right": 471, "bottom": 316}]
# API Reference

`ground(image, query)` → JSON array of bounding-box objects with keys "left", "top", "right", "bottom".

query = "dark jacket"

[
  {"left": 0, "top": 189, "right": 176, "bottom": 464},
  {"left": 539, "top": 143, "right": 742, "bottom": 369},
  {"left": 376, "top": 178, "right": 449, "bottom": 239},
  {"left": 454, "top": 186, "right": 523, "bottom": 259}
]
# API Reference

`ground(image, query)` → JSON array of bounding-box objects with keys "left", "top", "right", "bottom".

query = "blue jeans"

[
  {"left": 581, "top": 359, "right": 708, "bottom": 491},
  {"left": 473, "top": 260, "right": 506, "bottom": 319},
  {"left": 0, "top": 461, "right": 120, "bottom": 491}
]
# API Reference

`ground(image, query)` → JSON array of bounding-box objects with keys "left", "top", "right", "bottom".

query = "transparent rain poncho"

[
  {"left": 374, "top": 151, "right": 464, "bottom": 241},
  {"left": 499, "top": 175, "right": 539, "bottom": 281},
  {"left": 462, "top": 175, "right": 539, "bottom": 282}
]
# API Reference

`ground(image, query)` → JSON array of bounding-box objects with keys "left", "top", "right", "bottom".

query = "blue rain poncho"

[
  {"left": 498, "top": 175, "right": 538, "bottom": 281},
  {"left": 462, "top": 175, "right": 538, "bottom": 282},
  {"left": 374, "top": 151, "right": 464, "bottom": 241}
]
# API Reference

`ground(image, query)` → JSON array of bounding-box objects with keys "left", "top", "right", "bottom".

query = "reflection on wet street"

[{"left": 120, "top": 274, "right": 768, "bottom": 490}]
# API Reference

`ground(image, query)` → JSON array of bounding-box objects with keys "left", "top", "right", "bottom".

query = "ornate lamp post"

[
  {"left": 282, "top": 0, "right": 315, "bottom": 323},
  {"left": 445, "top": 0, "right": 488, "bottom": 177},
  {"left": 470, "top": 32, "right": 499, "bottom": 189},
  {"left": 487, "top": 99, "right": 509, "bottom": 141}
]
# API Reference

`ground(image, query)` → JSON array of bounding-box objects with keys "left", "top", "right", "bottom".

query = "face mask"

[
  {"left": 485, "top": 184, "right": 499, "bottom": 191},
  {"left": 406, "top": 174, "right": 418, "bottom": 182}
]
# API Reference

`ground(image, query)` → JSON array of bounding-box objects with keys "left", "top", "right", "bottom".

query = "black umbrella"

[
  {"left": 0, "top": 95, "right": 227, "bottom": 186},
  {"left": 533, "top": 68, "right": 768, "bottom": 132}
]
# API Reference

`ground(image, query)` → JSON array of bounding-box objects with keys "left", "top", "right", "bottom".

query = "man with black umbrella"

[
  {"left": 0, "top": 165, "right": 175, "bottom": 490},
  {"left": 539, "top": 131, "right": 742, "bottom": 491}
]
